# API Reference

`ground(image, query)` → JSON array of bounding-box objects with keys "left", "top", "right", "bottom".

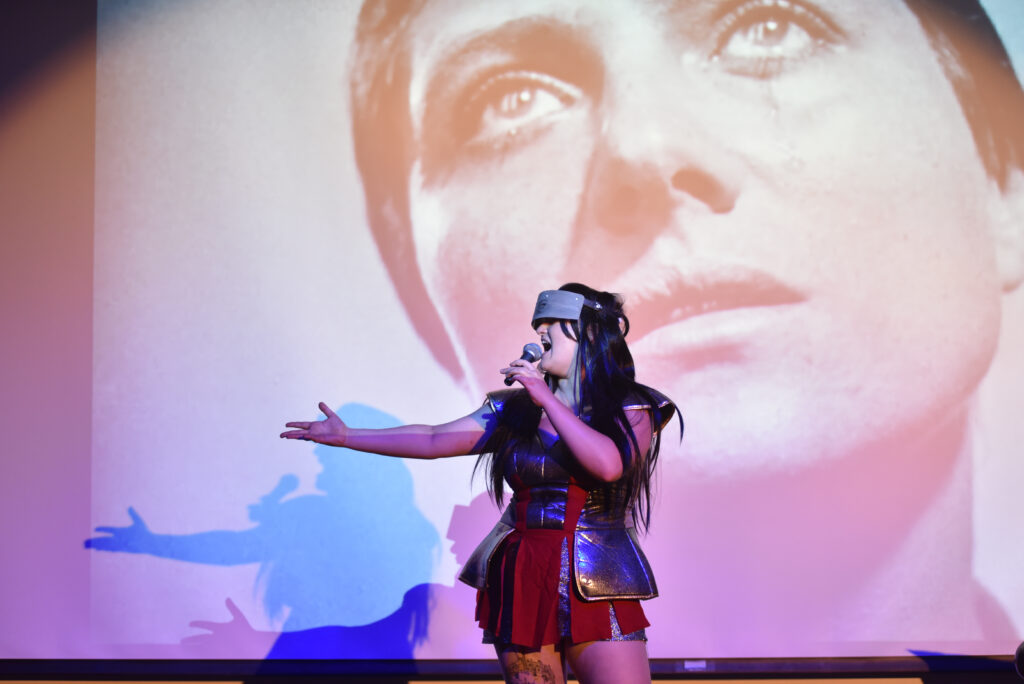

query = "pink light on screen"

[
  {"left": 0, "top": 27, "right": 95, "bottom": 657},
  {"left": 2, "top": 0, "right": 1024, "bottom": 665}
]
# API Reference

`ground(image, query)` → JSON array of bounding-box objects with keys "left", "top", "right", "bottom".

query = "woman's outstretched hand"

[
  {"left": 280, "top": 402, "right": 348, "bottom": 447},
  {"left": 500, "top": 359, "right": 553, "bottom": 407}
]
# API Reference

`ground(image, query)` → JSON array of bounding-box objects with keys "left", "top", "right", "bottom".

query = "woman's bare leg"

[
  {"left": 565, "top": 640, "right": 651, "bottom": 684},
  {"left": 494, "top": 643, "right": 567, "bottom": 684}
]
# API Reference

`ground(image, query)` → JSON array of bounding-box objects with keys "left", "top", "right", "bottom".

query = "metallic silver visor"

[{"left": 531, "top": 290, "right": 600, "bottom": 328}]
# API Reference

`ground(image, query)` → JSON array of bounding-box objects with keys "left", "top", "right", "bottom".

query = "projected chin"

[{"left": 404, "top": 0, "right": 1010, "bottom": 475}]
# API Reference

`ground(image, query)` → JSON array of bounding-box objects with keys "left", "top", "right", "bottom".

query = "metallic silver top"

[{"left": 458, "top": 389, "right": 661, "bottom": 601}]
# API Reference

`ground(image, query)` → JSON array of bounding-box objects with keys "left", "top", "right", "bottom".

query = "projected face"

[{"left": 386, "top": 0, "right": 1022, "bottom": 474}]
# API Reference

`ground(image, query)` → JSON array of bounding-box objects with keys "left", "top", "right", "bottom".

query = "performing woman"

[{"left": 281, "top": 283, "right": 680, "bottom": 684}]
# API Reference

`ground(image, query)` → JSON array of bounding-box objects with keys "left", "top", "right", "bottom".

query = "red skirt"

[{"left": 475, "top": 486, "right": 649, "bottom": 648}]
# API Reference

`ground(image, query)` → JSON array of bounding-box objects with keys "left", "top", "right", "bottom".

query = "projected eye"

[
  {"left": 713, "top": 0, "right": 843, "bottom": 78},
  {"left": 462, "top": 70, "right": 583, "bottom": 143}
]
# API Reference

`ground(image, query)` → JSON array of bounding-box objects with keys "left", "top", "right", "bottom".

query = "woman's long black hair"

[{"left": 475, "top": 283, "right": 682, "bottom": 532}]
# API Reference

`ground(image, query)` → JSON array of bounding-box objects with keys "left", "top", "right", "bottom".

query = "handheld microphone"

[{"left": 504, "top": 343, "right": 543, "bottom": 386}]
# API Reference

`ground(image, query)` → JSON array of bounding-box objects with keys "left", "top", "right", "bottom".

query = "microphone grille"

[{"left": 523, "top": 343, "right": 543, "bottom": 362}]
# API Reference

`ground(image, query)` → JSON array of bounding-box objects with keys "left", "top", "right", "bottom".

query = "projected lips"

[{"left": 626, "top": 268, "right": 806, "bottom": 349}]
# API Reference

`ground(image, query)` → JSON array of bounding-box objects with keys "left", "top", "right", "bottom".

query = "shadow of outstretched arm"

[{"left": 85, "top": 506, "right": 266, "bottom": 565}]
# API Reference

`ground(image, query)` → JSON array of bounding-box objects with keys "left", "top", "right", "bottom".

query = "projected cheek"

[
  {"left": 409, "top": 84, "right": 593, "bottom": 274},
  {"left": 410, "top": 31, "right": 600, "bottom": 323},
  {"left": 409, "top": 58, "right": 596, "bottom": 386},
  {"left": 407, "top": 118, "right": 592, "bottom": 386}
]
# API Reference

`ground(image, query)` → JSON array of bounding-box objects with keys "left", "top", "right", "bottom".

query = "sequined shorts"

[{"left": 482, "top": 538, "right": 647, "bottom": 646}]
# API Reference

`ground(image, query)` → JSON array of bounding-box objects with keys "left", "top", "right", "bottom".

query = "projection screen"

[{"left": 3, "top": 0, "right": 1024, "bottom": 665}]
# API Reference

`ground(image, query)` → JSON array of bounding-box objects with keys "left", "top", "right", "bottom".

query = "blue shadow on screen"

[{"left": 86, "top": 403, "right": 440, "bottom": 658}]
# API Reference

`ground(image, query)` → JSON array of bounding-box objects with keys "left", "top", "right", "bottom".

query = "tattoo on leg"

[{"left": 503, "top": 651, "right": 558, "bottom": 684}]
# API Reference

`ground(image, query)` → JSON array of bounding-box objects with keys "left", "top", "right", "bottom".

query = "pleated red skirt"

[{"left": 475, "top": 485, "right": 649, "bottom": 648}]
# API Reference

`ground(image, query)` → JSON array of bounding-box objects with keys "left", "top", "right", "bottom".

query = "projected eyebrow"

[{"left": 418, "top": 18, "right": 602, "bottom": 181}]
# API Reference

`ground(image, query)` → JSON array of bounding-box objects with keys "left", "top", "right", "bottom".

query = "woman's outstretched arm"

[{"left": 280, "top": 402, "right": 492, "bottom": 459}]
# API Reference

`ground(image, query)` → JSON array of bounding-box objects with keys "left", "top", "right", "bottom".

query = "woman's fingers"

[
  {"left": 282, "top": 404, "right": 340, "bottom": 441},
  {"left": 501, "top": 367, "right": 543, "bottom": 390},
  {"left": 501, "top": 362, "right": 539, "bottom": 377}
]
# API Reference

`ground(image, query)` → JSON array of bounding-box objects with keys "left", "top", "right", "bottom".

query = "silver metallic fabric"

[
  {"left": 531, "top": 290, "right": 601, "bottom": 327},
  {"left": 458, "top": 389, "right": 661, "bottom": 601},
  {"left": 557, "top": 538, "right": 571, "bottom": 638},
  {"left": 608, "top": 604, "right": 646, "bottom": 642}
]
